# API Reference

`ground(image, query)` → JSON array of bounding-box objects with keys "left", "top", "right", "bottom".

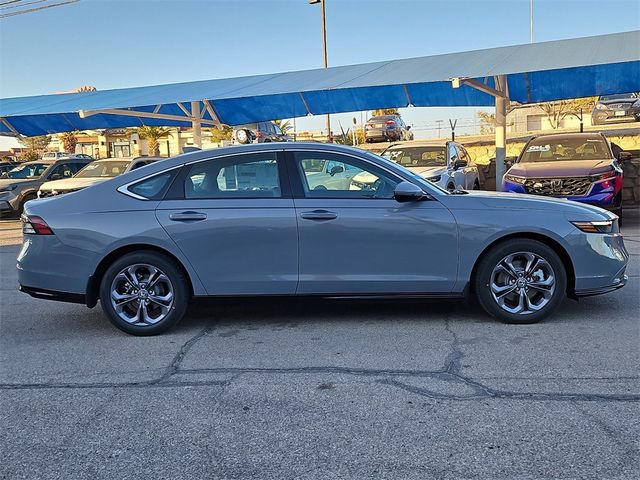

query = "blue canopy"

[{"left": 1, "top": 31, "right": 639, "bottom": 136}]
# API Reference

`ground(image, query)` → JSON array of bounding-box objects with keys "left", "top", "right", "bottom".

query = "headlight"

[
  {"left": 0, "top": 184, "right": 18, "bottom": 192},
  {"left": 571, "top": 220, "right": 616, "bottom": 234},
  {"left": 426, "top": 175, "right": 441, "bottom": 183},
  {"left": 504, "top": 174, "right": 526, "bottom": 184},
  {"left": 594, "top": 103, "right": 608, "bottom": 110}
]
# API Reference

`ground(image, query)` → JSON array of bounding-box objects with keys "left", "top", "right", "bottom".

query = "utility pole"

[
  {"left": 436, "top": 120, "right": 443, "bottom": 138},
  {"left": 529, "top": 0, "right": 534, "bottom": 43},
  {"left": 309, "top": 0, "right": 331, "bottom": 142}
]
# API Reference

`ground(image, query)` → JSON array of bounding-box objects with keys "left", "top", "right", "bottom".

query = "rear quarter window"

[{"left": 127, "top": 170, "right": 177, "bottom": 200}]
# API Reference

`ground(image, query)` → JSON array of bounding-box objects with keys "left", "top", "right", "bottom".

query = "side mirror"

[
  {"left": 453, "top": 159, "right": 468, "bottom": 170},
  {"left": 329, "top": 165, "right": 344, "bottom": 176},
  {"left": 406, "top": 126, "right": 411, "bottom": 131},
  {"left": 50, "top": 173, "right": 62, "bottom": 180},
  {"left": 393, "top": 181, "right": 425, "bottom": 202},
  {"left": 618, "top": 151, "right": 633, "bottom": 162}
]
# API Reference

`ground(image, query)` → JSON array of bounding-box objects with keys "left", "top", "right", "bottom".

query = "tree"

[
  {"left": 18, "top": 135, "right": 51, "bottom": 158},
  {"left": 210, "top": 124, "right": 233, "bottom": 143},
  {"left": 274, "top": 119, "right": 292, "bottom": 134},
  {"left": 371, "top": 108, "right": 399, "bottom": 117},
  {"left": 477, "top": 111, "right": 496, "bottom": 134},
  {"left": 59, "top": 131, "right": 79, "bottom": 153},
  {"left": 136, "top": 126, "right": 171, "bottom": 156},
  {"left": 536, "top": 97, "right": 597, "bottom": 129}
]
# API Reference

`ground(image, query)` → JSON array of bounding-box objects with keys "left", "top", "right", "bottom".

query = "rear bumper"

[{"left": 19, "top": 284, "right": 86, "bottom": 304}]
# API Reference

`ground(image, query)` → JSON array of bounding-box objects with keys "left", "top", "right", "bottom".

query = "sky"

[{"left": 0, "top": 0, "right": 639, "bottom": 148}]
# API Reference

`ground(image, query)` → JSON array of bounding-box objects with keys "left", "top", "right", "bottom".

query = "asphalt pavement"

[{"left": 1, "top": 210, "right": 638, "bottom": 479}]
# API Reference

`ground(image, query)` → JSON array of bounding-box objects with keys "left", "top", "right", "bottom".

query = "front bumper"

[
  {"left": 0, "top": 191, "right": 19, "bottom": 212},
  {"left": 592, "top": 108, "right": 640, "bottom": 124},
  {"left": 503, "top": 178, "right": 622, "bottom": 209}
]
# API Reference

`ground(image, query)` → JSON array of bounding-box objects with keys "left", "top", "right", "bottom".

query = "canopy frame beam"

[
  {"left": 78, "top": 108, "right": 219, "bottom": 127},
  {"left": 0, "top": 117, "right": 20, "bottom": 136}
]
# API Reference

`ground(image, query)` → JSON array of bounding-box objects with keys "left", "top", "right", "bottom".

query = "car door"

[
  {"left": 290, "top": 150, "right": 458, "bottom": 294},
  {"left": 155, "top": 150, "right": 298, "bottom": 295}
]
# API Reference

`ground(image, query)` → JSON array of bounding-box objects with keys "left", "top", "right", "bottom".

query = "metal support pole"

[
  {"left": 191, "top": 101, "right": 202, "bottom": 148},
  {"left": 495, "top": 80, "right": 507, "bottom": 192},
  {"left": 320, "top": 0, "right": 331, "bottom": 142}
]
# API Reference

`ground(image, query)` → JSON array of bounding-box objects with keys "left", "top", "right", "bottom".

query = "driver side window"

[{"left": 294, "top": 152, "right": 399, "bottom": 199}]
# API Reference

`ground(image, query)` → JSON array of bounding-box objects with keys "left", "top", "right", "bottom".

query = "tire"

[
  {"left": 472, "top": 180, "right": 480, "bottom": 190},
  {"left": 474, "top": 239, "right": 567, "bottom": 324},
  {"left": 18, "top": 193, "right": 37, "bottom": 216},
  {"left": 447, "top": 183, "right": 455, "bottom": 192},
  {"left": 99, "top": 251, "right": 189, "bottom": 335},
  {"left": 235, "top": 129, "right": 250, "bottom": 144}
]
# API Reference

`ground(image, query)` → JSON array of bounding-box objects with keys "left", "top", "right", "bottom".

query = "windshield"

[
  {"left": 6, "top": 163, "right": 49, "bottom": 179},
  {"left": 382, "top": 146, "right": 447, "bottom": 167},
  {"left": 520, "top": 136, "right": 610, "bottom": 162},
  {"left": 75, "top": 161, "right": 130, "bottom": 178},
  {"left": 599, "top": 93, "right": 639, "bottom": 101}
]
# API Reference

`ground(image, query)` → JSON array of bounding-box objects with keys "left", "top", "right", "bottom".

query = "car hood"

[
  {"left": 406, "top": 166, "right": 446, "bottom": 178},
  {"left": 507, "top": 159, "right": 612, "bottom": 177},
  {"left": 443, "top": 190, "right": 614, "bottom": 220},
  {"left": 0, "top": 178, "right": 37, "bottom": 188},
  {"left": 39, "top": 177, "right": 107, "bottom": 191}
]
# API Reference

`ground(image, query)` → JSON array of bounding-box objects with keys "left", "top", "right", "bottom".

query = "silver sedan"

[{"left": 18, "top": 143, "right": 628, "bottom": 335}]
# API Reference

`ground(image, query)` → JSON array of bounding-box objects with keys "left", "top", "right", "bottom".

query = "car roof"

[
  {"left": 385, "top": 140, "right": 448, "bottom": 149},
  {"left": 530, "top": 133, "right": 606, "bottom": 141}
]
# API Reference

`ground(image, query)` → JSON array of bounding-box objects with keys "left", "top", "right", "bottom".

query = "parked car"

[
  {"left": 381, "top": 141, "right": 480, "bottom": 190},
  {"left": 42, "top": 151, "right": 72, "bottom": 161},
  {"left": 503, "top": 133, "right": 629, "bottom": 219},
  {"left": 38, "top": 157, "right": 162, "bottom": 198},
  {"left": 0, "top": 157, "right": 92, "bottom": 216},
  {"left": 0, "top": 161, "right": 19, "bottom": 177},
  {"left": 18, "top": 143, "right": 627, "bottom": 335},
  {"left": 591, "top": 92, "right": 640, "bottom": 125},
  {"left": 234, "top": 121, "right": 290, "bottom": 144},
  {"left": 365, "top": 115, "right": 413, "bottom": 143}
]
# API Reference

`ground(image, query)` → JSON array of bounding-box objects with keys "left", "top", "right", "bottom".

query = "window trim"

[{"left": 286, "top": 149, "right": 406, "bottom": 200}]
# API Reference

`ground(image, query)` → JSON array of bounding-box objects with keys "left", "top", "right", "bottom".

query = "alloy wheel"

[
  {"left": 110, "top": 263, "right": 174, "bottom": 326},
  {"left": 490, "top": 251, "right": 556, "bottom": 315}
]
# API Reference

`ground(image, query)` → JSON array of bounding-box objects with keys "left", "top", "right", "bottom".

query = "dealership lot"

[{"left": 1, "top": 211, "right": 638, "bottom": 479}]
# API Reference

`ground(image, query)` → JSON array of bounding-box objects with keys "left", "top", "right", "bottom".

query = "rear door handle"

[
  {"left": 169, "top": 211, "right": 207, "bottom": 222},
  {"left": 300, "top": 210, "right": 338, "bottom": 221}
]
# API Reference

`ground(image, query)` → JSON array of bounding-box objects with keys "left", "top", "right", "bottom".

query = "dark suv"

[
  {"left": 365, "top": 115, "right": 413, "bottom": 143},
  {"left": 591, "top": 92, "right": 640, "bottom": 125},
  {"left": 234, "top": 121, "right": 290, "bottom": 144},
  {"left": 503, "top": 133, "right": 631, "bottom": 219},
  {"left": 0, "top": 157, "right": 91, "bottom": 216}
]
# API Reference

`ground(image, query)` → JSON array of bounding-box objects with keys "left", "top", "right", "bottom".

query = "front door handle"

[
  {"left": 169, "top": 211, "right": 207, "bottom": 222},
  {"left": 300, "top": 210, "right": 338, "bottom": 221}
]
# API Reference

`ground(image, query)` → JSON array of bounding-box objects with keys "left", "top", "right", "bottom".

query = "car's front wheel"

[
  {"left": 99, "top": 251, "right": 189, "bottom": 335},
  {"left": 474, "top": 239, "right": 566, "bottom": 324}
]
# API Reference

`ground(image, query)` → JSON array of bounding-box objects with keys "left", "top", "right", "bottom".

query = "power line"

[
  {"left": 0, "top": 1, "right": 23, "bottom": 6},
  {"left": 0, "top": 0, "right": 79, "bottom": 18},
  {"left": 1, "top": 0, "right": 48, "bottom": 10}
]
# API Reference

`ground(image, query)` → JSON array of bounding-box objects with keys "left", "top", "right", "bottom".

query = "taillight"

[
  {"left": 21, "top": 215, "right": 54, "bottom": 235},
  {"left": 385, "top": 120, "right": 396, "bottom": 126}
]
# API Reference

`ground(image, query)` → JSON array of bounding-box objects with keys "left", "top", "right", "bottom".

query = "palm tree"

[
  {"left": 137, "top": 126, "right": 171, "bottom": 156},
  {"left": 59, "top": 131, "right": 79, "bottom": 153},
  {"left": 274, "top": 119, "right": 292, "bottom": 134}
]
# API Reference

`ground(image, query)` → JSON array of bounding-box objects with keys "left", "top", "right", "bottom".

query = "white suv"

[{"left": 381, "top": 141, "right": 481, "bottom": 191}]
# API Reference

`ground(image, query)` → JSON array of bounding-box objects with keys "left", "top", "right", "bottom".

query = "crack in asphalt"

[{"left": 1, "top": 320, "right": 638, "bottom": 404}]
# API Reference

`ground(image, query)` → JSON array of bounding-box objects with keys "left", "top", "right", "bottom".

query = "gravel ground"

[{"left": 0, "top": 210, "right": 638, "bottom": 479}]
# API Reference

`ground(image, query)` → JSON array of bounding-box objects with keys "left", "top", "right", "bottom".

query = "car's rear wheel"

[
  {"left": 474, "top": 239, "right": 566, "bottom": 324},
  {"left": 99, "top": 251, "right": 189, "bottom": 335}
]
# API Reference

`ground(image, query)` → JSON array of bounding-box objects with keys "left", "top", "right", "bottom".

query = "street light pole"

[{"left": 310, "top": 0, "right": 331, "bottom": 142}]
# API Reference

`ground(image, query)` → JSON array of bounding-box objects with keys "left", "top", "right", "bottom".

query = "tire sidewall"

[
  {"left": 474, "top": 239, "right": 567, "bottom": 324},
  {"left": 99, "top": 251, "right": 189, "bottom": 335}
]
